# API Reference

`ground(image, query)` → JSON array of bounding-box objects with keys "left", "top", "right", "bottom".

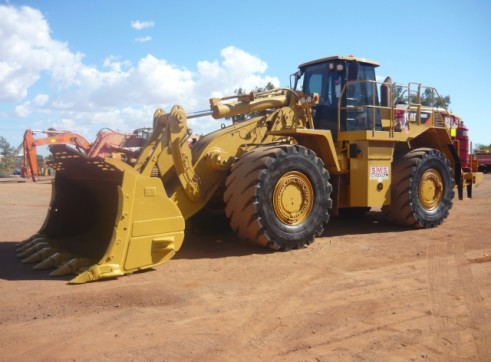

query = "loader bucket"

[{"left": 18, "top": 145, "right": 185, "bottom": 283}]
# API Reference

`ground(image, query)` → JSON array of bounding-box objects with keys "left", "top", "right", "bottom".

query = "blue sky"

[{"left": 1, "top": 0, "right": 490, "bottom": 153}]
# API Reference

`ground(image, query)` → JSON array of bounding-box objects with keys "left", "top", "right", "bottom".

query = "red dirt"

[{"left": 1, "top": 176, "right": 490, "bottom": 361}]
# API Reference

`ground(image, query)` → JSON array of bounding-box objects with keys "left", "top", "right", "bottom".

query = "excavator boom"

[{"left": 20, "top": 129, "right": 91, "bottom": 181}]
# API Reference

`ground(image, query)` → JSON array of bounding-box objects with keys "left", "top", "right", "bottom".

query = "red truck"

[{"left": 476, "top": 152, "right": 491, "bottom": 173}]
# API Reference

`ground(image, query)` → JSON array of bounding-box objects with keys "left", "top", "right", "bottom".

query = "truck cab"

[{"left": 295, "top": 55, "right": 382, "bottom": 139}]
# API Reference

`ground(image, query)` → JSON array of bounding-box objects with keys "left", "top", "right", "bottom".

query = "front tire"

[
  {"left": 382, "top": 148, "right": 454, "bottom": 228},
  {"left": 224, "top": 145, "right": 332, "bottom": 250}
]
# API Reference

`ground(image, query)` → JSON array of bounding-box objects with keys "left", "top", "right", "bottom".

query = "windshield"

[
  {"left": 345, "top": 64, "right": 378, "bottom": 107},
  {"left": 301, "top": 62, "right": 343, "bottom": 107}
]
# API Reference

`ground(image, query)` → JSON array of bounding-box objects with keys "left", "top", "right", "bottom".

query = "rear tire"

[
  {"left": 478, "top": 165, "right": 488, "bottom": 174},
  {"left": 382, "top": 148, "right": 454, "bottom": 228},
  {"left": 224, "top": 145, "right": 332, "bottom": 250}
]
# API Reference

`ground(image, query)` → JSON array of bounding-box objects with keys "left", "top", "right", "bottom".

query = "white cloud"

[
  {"left": 14, "top": 93, "right": 50, "bottom": 117},
  {"left": 1, "top": 5, "right": 280, "bottom": 140},
  {"left": 134, "top": 36, "right": 152, "bottom": 43},
  {"left": 51, "top": 118, "right": 89, "bottom": 136},
  {"left": 87, "top": 54, "right": 195, "bottom": 108},
  {"left": 195, "top": 46, "right": 279, "bottom": 98},
  {"left": 34, "top": 94, "right": 49, "bottom": 106},
  {"left": 103, "top": 56, "right": 132, "bottom": 72},
  {"left": 0, "top": 61, "right": 39, "bottom": 101},
  {"left": 131, "top": 20, "right": 155, "bottom": 30},
  {"left": 0, "top": 4, "right": 85, "bottom": 101},
  {"left": 15, "top": 102, "right": 31, "bottom": 117}
]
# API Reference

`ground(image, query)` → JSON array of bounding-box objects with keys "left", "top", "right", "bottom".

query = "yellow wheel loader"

[{"left": 18, "top": 55, "right": 483, "bottom": 283}]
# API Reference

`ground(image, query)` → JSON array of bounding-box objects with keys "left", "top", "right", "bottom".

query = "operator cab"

[{"left": 294, "top": 56, "right": 381, "bottom": 138}]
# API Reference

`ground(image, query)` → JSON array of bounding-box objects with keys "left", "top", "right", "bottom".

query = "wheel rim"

[
  {"left": 273, "top": 171, "right": 314, "bottom": 225},
  {"left": 418, "top": 168, "right": 443, "bottom": 211}
]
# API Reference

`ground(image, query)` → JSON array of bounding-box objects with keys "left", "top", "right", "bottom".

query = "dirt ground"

[{"left": 0, "top": 176, "right": 490, "bottom": 362}]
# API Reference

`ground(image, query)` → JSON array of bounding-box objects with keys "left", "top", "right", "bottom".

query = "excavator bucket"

[{"left": 18, "top": 145, "right": 185, "bottom": 283}]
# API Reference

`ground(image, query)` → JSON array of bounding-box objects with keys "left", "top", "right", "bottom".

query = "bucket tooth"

[
  {"left": 17, "top": 237, "right": 47, "bottom": 253},
  {"left": 70, "top": 263, "right": 124, "bottom": 284},
  {"left": 70, "top": 272, "right": 96, "bottom": 284},
  {"left": 33, "top": 252, "right": 74, "bottom": 270},
  {"left": 22, "top": 247, "right": 57, "bottom": 264},
  {"left": 17, "top": 236, "right": 37, "bottom": 249},
  {"left": 17, "top": 242, "right": 49, "bottom": 258},
  {"left": 50, "top": 258, "right": 93, "bottom": 277}
]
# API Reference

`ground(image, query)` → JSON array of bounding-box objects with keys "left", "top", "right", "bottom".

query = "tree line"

[{"left": 0, "top": 136, "right": 16, "bottom": 176}]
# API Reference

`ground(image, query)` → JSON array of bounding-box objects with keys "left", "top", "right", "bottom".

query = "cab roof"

[{"left": 299, "top": 55, "right": 379, "bottom": 68}]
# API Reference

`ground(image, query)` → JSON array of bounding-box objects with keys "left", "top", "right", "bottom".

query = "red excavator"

[
  {"left": 20, "top": 129, "right": 91, "bottom": 181},
  {"left": 20, "top": 128, "right": 152, "bottom": 181},
  {"left": 87, "top": 128, "right": 151, "bottom": 162}
]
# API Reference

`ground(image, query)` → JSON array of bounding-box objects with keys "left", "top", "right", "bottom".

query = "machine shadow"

[
  {"left": 0, "top": 241, "right": 71, "bottom": 282},
  {"left": 175, "top": 211, "right": 408, "bottom": 260},
  {"left": 175, "top": 229, "right": 272, "bottom": 260},
  {"left": 0, "top": 212, "right": 408, "bottom": 280},
  {"left": 324, "top": 211, "right": 410, "bottom": 237}
]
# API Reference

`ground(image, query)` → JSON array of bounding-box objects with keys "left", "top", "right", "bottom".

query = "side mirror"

[{"left": 290, "top": 70, "right": 303, "bottom": 90}]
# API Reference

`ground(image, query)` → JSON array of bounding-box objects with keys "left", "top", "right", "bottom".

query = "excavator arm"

[{"left": 21, "top": 129, "right": 90, "bottom": 181}]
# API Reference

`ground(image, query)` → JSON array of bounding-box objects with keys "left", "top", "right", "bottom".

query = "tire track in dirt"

[
  {"left": 238, "top": 256, "right": 435, "bottom": 360},
  {"left": 198, "top": 239, "right": 437, "bottom": 360},
  {"left": 453, "top": 238, "right": 491, "bottom": 361},
  {"left": 190, "top": 242, "right": 344, "bottom": 360},
  {"left": 235, "top": 252, "right": 343, "bottom": 351},
  {"left": 427, "top": 238, "right": 462, "bottom": 361},
  {"left": 427, "top": 236, "right": 491, "bottom": 361}
]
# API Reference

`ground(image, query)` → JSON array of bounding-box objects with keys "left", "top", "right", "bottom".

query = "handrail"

[{"left": 336, "top": 79, "right": 452, "bottom": 135}]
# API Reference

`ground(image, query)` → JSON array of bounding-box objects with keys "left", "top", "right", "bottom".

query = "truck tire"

[
  {"left": 224, "top": 145, "right": 332, "bottom": 250},
  {"left": 382, "top": 148, "right": 454, "bottom": 228},
  {"left": 478, "top": 165, "right": 488, "bottom": 174}
]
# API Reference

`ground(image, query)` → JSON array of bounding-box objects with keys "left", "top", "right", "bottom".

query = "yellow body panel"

[{"left": 348, "top": 140, "right": 393, "bottom": 207}]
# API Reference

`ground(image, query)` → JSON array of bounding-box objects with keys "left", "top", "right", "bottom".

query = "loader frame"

[{"left": 17, "top": 55, "right": 483, "bottom": 283}]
